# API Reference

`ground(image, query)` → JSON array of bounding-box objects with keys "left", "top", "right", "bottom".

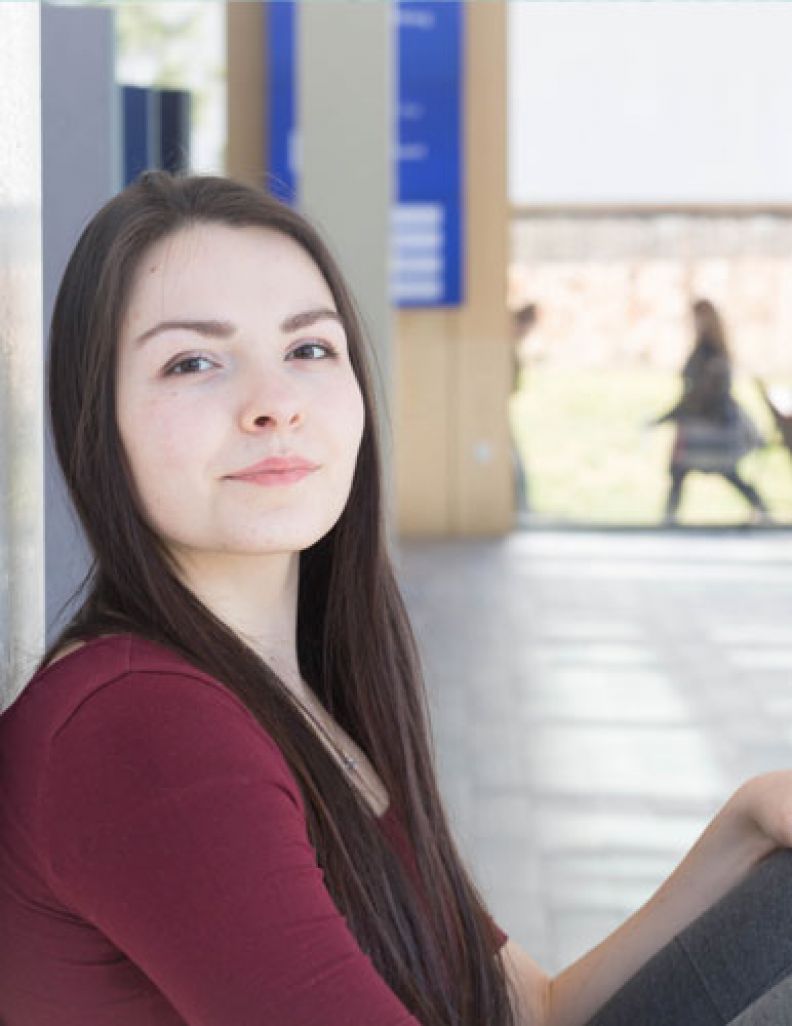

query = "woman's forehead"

[
  {"left": 123, "top": 223, "right": 335, "bottom": 329},
  {"left": 134, "top": 223, "right": 318, "bottom": 282}
]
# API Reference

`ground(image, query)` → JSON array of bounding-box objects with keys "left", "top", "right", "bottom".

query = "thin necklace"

[
  {"left": 295, "top": 692, "right": 390, "bottom": 818},
  {"left": 296, "top": 695, "right": 360, "bottom": 775}
]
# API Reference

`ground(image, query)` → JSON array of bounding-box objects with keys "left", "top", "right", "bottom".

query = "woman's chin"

[{"left": 170, "top": 527, "right": 335, "bottom": 562}]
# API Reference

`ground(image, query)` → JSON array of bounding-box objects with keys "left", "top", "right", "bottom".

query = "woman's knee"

[
  {"left": 726, "top": 971, "right": 792, "bottom": 1025},
  {"left": 676, "top": 849, "right": 792, "bottom": 1022}
]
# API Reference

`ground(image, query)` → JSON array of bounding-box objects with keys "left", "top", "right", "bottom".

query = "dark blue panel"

[
  {"left": 267, "top": 1, "right": 297, "bottom": 203},
  {"left": 160, "top": 89, "right": 192, "bottom": 174},
  {"left": 123, "top": 84, "right": 156, "bottom": 186}
]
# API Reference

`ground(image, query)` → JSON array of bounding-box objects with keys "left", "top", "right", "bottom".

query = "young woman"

[
  {"left": 651, "top": 298, "right": 769, "bottom": 525},
  {"left": 1, "top": 172, "right": 792, "bottom": 1026}
]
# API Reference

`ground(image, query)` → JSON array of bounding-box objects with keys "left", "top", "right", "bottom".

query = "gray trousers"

[{"left": 585, "top": 850, "right": 792, "bottom": 1026}]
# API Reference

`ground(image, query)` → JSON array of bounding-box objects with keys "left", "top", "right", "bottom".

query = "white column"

[{"left": 0, "top": 3, "right": 44, "bottom": 709}]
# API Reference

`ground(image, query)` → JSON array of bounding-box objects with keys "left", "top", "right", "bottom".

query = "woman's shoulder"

[
  {"left": 40, "top": 632, "right": 211, "bottom": 679},
  {"left": 4, "top": 634, "right": 282, "bottom": 770},
  {"left": 4, "top": 633, "right": 303, "bottom": 814},
  {"left": 18, "top": 633, "right": 224, "bottom": 715}
]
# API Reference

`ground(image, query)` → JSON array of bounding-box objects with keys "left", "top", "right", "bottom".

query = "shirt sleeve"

[{"left": 40, "top": 670, "right": 423, "bottom": 1026}]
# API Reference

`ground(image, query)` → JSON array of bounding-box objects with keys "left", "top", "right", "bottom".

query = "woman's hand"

[{"left": 540, "top": 776, "right": 785, "bottom": 1026}]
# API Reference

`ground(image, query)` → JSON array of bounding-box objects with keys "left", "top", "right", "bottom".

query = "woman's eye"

[
  {"left": 164, "top": 355, "right": 216, "bottom": 376},
  {"left": 289, "top": 341, "right": 337, "bottom": 361}
]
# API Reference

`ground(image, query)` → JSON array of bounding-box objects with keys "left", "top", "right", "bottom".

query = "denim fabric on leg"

[{"left": 584, "top": 850, "right": 792, "bottom": 1026}]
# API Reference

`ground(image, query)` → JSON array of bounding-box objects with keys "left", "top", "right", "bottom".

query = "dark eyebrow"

[
  {"left": 134, "top": 319, "right": 235, "bottom": 346},
  {"left": 134, "top": 308, "right": 343, "bottom": 346},
  {"left": 280, "top": 308, "right": 343, "bottom": 333}
]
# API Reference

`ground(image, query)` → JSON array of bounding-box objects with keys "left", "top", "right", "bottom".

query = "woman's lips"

[
  {"left": 230, "top": 466, "right": 317, "bottom": 486},
  {"left": 226, "top": 456, "right": 319, "bottom": 487}
]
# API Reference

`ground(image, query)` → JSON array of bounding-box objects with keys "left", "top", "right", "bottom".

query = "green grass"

[{"left": 509, "top": 368, "right": 792, "bottom": 525}]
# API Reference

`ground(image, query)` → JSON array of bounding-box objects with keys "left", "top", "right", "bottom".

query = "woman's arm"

[
  {"left": 42, "top": 671, "right": 423, "bottom": 1026},
  {"left": 500, "top": 939, "right": 551, "bottom": 1025},
  {"left": 501, "top": 773, "right": 791, "bottom": 1026}
]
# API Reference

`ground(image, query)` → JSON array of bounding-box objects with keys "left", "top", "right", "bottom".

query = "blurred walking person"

[
  {"left": 650, "top": 298, "right": 769, "bottom": 525},
  {"left": 509, "top": 302, "right": 539, "bottom": 520}
]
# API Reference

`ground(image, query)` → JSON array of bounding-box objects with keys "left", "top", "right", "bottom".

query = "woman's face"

[{"left": 116, "top": 222, "right": 366, "bottom": 564}]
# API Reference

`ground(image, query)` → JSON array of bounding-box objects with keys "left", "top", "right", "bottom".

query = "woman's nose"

[{"left": 238, "top": 368, "right": 304, "bottom": 433}]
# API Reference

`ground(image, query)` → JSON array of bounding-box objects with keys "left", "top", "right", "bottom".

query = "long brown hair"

[
  {"left": 44, "top": 171, "right": 516, "bottom": 1026},
  {"left": 692, "top": 298, "right": 729, "bottom": 355}
]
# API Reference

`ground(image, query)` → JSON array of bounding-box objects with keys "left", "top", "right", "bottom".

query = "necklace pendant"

[{"left": 342, "top": 752, "right": 358, "bottom": 773}]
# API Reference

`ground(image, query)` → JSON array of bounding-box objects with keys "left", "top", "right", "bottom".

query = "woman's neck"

[{"left": 172, "top": 548, "right": 305, "bottom": 697}]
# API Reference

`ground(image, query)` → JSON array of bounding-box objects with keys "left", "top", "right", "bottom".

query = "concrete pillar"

[
  {"left": 298, "top": 3, "right": 394, "bottom": 501},
  {"left": 0, "top": 2, "right": 44, "bottom": 707},
  {"left": 41, "top": 6, "right": 118, "bottom": 644}
]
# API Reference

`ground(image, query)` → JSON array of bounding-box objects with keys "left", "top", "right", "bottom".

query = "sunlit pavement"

[{"left": 396, "top": 529, "right": 792, "bottom": 972}]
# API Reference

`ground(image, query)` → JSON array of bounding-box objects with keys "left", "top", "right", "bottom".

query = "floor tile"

[{"left": 398, "top": 529, "right": 792, "bottom": 973}]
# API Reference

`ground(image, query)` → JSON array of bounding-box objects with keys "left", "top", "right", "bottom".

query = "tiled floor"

[{"left": 396, "top": 529, "right": 792, "bottom": 973}]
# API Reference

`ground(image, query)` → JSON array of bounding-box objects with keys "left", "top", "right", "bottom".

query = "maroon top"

[{"left": 0, "top": 635, "right": 507, "bottom": 1025}]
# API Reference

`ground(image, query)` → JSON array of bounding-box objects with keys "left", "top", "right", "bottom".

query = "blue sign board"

[
  {"left": 265, "top": 1, "right": 464, "bottom": 307},
  {"left": 393, "top": 1, "right": 464, "bottom": 306},
  {"left": 266, "top": 1, "right": 297, "bottom": 204}
]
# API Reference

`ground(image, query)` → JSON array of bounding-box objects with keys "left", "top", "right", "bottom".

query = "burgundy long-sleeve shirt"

[{"left": 0, "top": 634, "right": 507, "bottom": 1025}]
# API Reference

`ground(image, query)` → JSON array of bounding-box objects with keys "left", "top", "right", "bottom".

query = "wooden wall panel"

[
  {"left": 226, "top": 2, "right": 265, "bottom": 185},
  {"left": 394, "top": 309, "right": 454, "bottom": 536}
]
